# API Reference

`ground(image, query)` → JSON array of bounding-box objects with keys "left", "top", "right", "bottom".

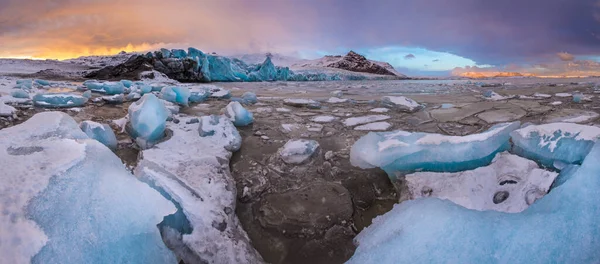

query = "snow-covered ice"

[
  {"left": 279, "top": 139, "right": 320, "bottom": 164},
  {"left": 33, "top": 93, "right": 88, "bottom": 108},
  {"left": 0, "top": 101, "right": 17, "bottom": 116},
  {"left": 555, "top": 93, "right": 572, "bottom": 97},
  {"left": 224, "top": 101, "right": 254, "bottom": 126},
  {"left": 326, "top": 97, "right": 349, "bottom": 103},
  {"left": 369, "top": 108, "right": 389, "bottom": 113},
  {"left": 311, "top": 115, "right": 337, "bottom": 123},
  {"left": 354, "top": 122, "right": 392, "bottom": 131},
  {"left": 161, "top": 86, "right": 190, "bottom": 106},
  {"left": 511, "top": 123, "right": 600, "bottom": 169},
  {"left": 343, "top": 115, "right": 391, "bottom": 127},
  {"left": 284, "top": 98, "right": 319, "bottom": 107},
  {"left": 381, "top": 96, "right": 421, "bottom": 112},
  {"left": 533, "top": 93, "right": 552, "bottom": 98},
  {"left": 550, "top": 101, "right": 563, "bottom": 106},
  {"left": 80, "top": 120, "right": 118, "bottom": 149},
  {"left": 406, "top": 152, "right": 558, "bottom": 213},
  {"left": 348, "top": 141, "right": 600, "bottom": 264},
  {"left": 198, "top": 115, "right": 242, "bottom": 152},
  {"left": 350, "top": 122, "right": 520, "bottom": 175},
  {"left": 0, "top": 112, "right": 176, "bottom": 264}
]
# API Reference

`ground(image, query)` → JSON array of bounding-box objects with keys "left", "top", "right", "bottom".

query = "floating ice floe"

[
  {"left": 370, "top": 107, "right": 389, "bottom": 113},
  {"left": 354, "top": 122, "right": 392, "bottom": 131},
  {"left": 555, "top": 93, "right": 571, "bottom": 97},
  {"left": 348, "top": 141, "right": 600, "bottom": 264},
  {"left": 406, "top": 152, "right": 558, "bottom": 213},
  {"left": 134, "top": 115, "right": 262, "bottom": 263},
  {"left": 80, "top": 120, "right": 118, "bottom": 149},
  {"left": 224, "top": 101, "right": 254, "bottom": 126},
  {"left": 381, "top": 96, "right": 422, "bottom": 112},
  {"left": 311, "top": 115, "right": 337, "bottom": 123},
  {"left": 276, "top": 107, "right": 292, "bottom": 112},
  {"left": 33, "top": 93, "right": 88, "bottom": 108},
  {"left": 343, "top": 115, "right": 391, "bottom": 127},
  {"left": 128, "top": 94, "right": 169, "bottom": 147},
  {"left": 0, "top": 101, "right": 17, "bottom": 117},
  {"left": 279, "top": 139, "right": 320, "bottom": 164},
  {"left": 510, "top": 123, "right": 600, "bottom": 169},
  {"left": 350, "top": 122, "right": 520, "bottom": 175},
  {"left": 533, "top": 93, "right": 552, "bottom": 98},
  {"left": 209, "top": 87, "right": 232, "bottom": 99},
  {"left": 161, "top": 86, "right": 190, "bottom": 106},
  {"left": 283, "top": 98, "right": 320, "bottom": 107},
  {"left": 0, "top": 112, "right": 176, "bottom": 264},
  {"left": 326, "top": 97, "right": 349, "bottom": 103},
  {"left": 549, "top": 101, "right": 562, "bottom": 106},
  {"left": 11, "top": 89, "right": 29, "bottom": 99}
]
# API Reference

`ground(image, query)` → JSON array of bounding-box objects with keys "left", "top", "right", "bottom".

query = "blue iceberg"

[
  {"left": 187, "top": 47, "right": 205, "bottom": 58},
  {"left": 224, "top": 101, "right": 253, "bottom": 126},
  {"left": 510, "top": 123, "right": 600, "bottom": 169},
  {"left": 128, "top": 94, "right": 169, "bottom": 145},
  {"left": 348, "top": 140, "right": 600, "bottom": 264},
  {"left": 138, "top": 84, "right": 153, "bottom": 94},
  {"left": 34, "top": 79, "right": 50, "bottom": 86},
  {"left": 171, "top": 49, "right": 187, "bottom": 59},
  {"left": 198, "top": 115, "right": 242, "bottom": 152},
  {"left": 160, "top": 86, "right": 190, "bottom": 106},
  {"left": 11, "top": 89, "right": 30, "bottom": 99},
  {"left": 16, "top": 79, "right": 33, "bottom": 89},
  {"left": 102, "top": 82, "right": 125, "bottom": 95},
  {"left": 80, "top": 120, "right": 118, "bottom": 149},
  {"left": 33, "top": 93, "right": 88, "bottom": 108},
  {"left": 120, "top": 80, "right": 133, "bottom": 88},
  {"left": 350, "top": 122, "right": 520, "bottom": 176},
  {"left": 189, "top": 86, "right": 210, "bottom": 103}
]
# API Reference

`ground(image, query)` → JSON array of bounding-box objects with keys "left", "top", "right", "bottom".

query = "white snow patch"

[
  {"left": 354, "top": 122, "right": 392, "bottom": 131},
  {"left": 370, "top": 108, "right": 389, "bottom": 113},
  {"left": 549, "top": 101, "right": 563, "bottom": 106},
  {"left": 343, "top": 115, "right": 391, "bottom": 127},
  {"left": 311, "top": 115, "right": 337, "bottom": 123},
  {"left": 326, "top": 97, "right": 348, "bottom": 103},
  {"left": 416, "top": 122, "right": 513, "bottom": 145}
]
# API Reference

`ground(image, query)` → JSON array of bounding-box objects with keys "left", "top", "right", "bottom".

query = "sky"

[{"left": 1, "top": 0, "right": 600, "bottom": 77}]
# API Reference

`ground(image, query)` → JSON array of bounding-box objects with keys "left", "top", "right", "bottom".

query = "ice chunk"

[
  {"left": 187, "top": 47, "right": 205, "bottom": 58},
  {"left": 102, "top": 82, "right": 125, "bottom": 95},
  {"left": 276, "top": 107, "right": 291, "bottom": 112},
  {"left": 189, "top": 86, "right": 210, "bottom": 103},
  {"left": 33, "top": 93, "right": 88, "bottom": 108},
  {"left": 406, "top": 152, "right": 558, "bottom": 213},
  {"left": 120, "top": 80, "right": 133, "bottom": 88},
  {"left": 354, "top": 122, "right": 391, "bottom": 131},
  {"left": 128, "top": 94, "right": 169, "bottom": 145},
  {"left": 381, "top": 96, "right": 422, "bottom": 112},
  {"left": 370, "top": 108, "right": 389, "bottom": 113},
  {"left": 441, "top": 103, "right": 454, "bottom": 109},
  {"left": 138, "top": 84, "right": 153, "bottom": 94},
  {"left": 209, "top": 87, "right": 232, "bottom": 99},
  {"left": 552, "top": 164, "right": 579, "bottom": 189},
  {"left": 198, "top": 115, "right": 242, "bottom": 152},
  {"left": 82, "top": 90, "right": 92, "bottom": 98},
  {"left": 331, "top": 90, "right": 343, "bottom": 98},
  {"left": 350, "top": 122, "right": 520, "bottom": 175},
  {"left": 555, "top": 92, "right": 571, "bottom": 97},
  {"left": 534, "top": 93, "right": 552, "bottom": 98},
  {"left": 311, "top": 115, "right": 337, "bottom": 123},
  {"left": 510, "top": 123, "right": 600, "bottom": 169},
  {"left": 242, "top": 92, "right": 258, "bottom": 104},
  {"left": 279, "top": 139, "right": 320, "bottom": 164},
  {"left": 85, "top": 81, "right": 105, "bottom": 92},
  {"left": 102, "top": 94, "right": 124, "bottom": 104},
  {"left": 0, "top": 101, "right": 17, "bottom": 116},
  {"left": 160, "top": 48, "right": 172, "bottom": 58},
  {"left": 11, "top": 89, "right": 29, "bottom": 98},
  {"left": 550, "top": 101, "right": 562, "bottom": 106},
  {"left": 343, "top": 115, "right": 390, "bottom": 127},
  {"left": 0, "top": 112, "right": 176, "bottom": 264},
  {"left": 16, "top": 79, "right": 33, "bottom": 89},
  {"left": 348, "top": 141, "right": 600, "bottom": 264},
  {"left": 223, "top": 101, "right": 253, "bottom": 126},
  {"left": 161, "top": 86, "right": 190, "bottom": 106},
  {"left": 126, "top": 92, "right": 141, "bottom": 100},
  {"left": 80, "top": 120, "right": 118, "bottom": 149},
  {"left": 283, "top": 98, "right": 319, "bottom": 107},
  {"left": 171, "top": 49, "right": 187, "bottom": 58},
  {"left": 573, "top": 93, "right": 584, "bottom": 103},
  {"left": 326, "top": 97, "right": 349, "bottom": 103}
]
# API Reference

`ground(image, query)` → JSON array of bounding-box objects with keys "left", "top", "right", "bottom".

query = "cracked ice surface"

[
  {"left": 135, "top": 115, "right": 264, "bottom": 264},
  {"left": 349, "top": 141, "right": 600, "bottom": 264},
  {"left": 0, "top": 112, "right": 176, "bottom": 264}
]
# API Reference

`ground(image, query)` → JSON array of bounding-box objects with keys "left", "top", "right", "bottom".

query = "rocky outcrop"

[
  {"left": 326, "top": 51, "right": 403, "bottom": 77},
  {"left": 86, "top": 55, "right": 204, "bottom": 82}
]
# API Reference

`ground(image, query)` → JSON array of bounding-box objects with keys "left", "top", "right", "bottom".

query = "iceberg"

[
  {"left": 128, "top": 94, "right": 169, "bottom": 145},
  {"left": 161, "top": 86, "right": 190, "bottom": 106},
  {"left": 279, "top": 139, "right": 320, "bottom": 164},
  {"left": 0, "top": 112, "right": 176, "bottom": 264},
  {"left": 510, "top": 123, "right": 600, "bottom": 169},
  {"left": 84, "top": 81, "right": 105, "bottom": 92},
  {"left": 249, "top": 57, "right": 277, "bottom": 81},
  {"left": 350, "top": 122, "right": 520, "bottom": 175},
  {"left": 82, "top": 90, "right": 92, "bottom": 98},
  {"left": 33, "top": 93, "right": 88, "bottom": 108},
  {"left": 171, "top": 49, "right": 187, "bottom": 59},
  {"left": 16, "top": 79, "right": 33, "bottom": 89},
  {"left": 198, "top": 115, "right": 242, "bottom": 152},
  {"left": 120, "top": 80, "right": 133, "bottom": 88},
  {"left": 406, "top": 152, "right": 558, "bottom": 213},
  {"left": 102, "top": 82, "right": 125, "bottom": 95},
  {"left": 241, "top": 92, "right": 258, "bottom": 105},
  {"left": 80, "top": 120, "right": 118, "bottom": 149},
  {"left": 223, "top": 101, "right": 254, "bottom": 126},
  {"left": 34, "top": 79, "right": 50, "bottom": 86},
  {"left": 348, "top": 140, "right": 600, "bottom": 264}
]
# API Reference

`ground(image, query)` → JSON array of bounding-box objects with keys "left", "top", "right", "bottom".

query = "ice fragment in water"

[
  {"left": 11, "top": 89, "right": 29, "bottom": 99},
  {"left": 161, "top": 86, "right": 190, "bottom": 106},
  {"left": 241, "top": 92, "right": 258, "bottom": 104},
  {"left": 350, "top": 122, "right": 520, "bottom": 175},
  {"left": 33, "top": 93, "right": 88, "bottom": 108},
  {"left": 279, "top": 139, "right": 320, "bottom": 164},
  {"left": 189, "top": 86, "right": 210, "bottom": 103}
]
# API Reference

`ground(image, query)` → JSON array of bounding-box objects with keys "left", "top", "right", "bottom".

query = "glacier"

[
  {"left": 80, "top": 120, "right": 118, "bottom": 149},
  {"left": 349, "top": 140, "right": 600, "bottom": 264},
  {"left": 0, "top": 112, "right": 176, "bottom": 264},
  {"left": 510, "top": 123, "right": 600, "bottom": 169},
  {"left": 350, "top": 122, "right": 520, "bottom": 175},
  {"left": 128, "top": 94, "right": 169, "bottom": 146},
  {"left": 224, "top": 101, "right": 254, "bottom": 126}
]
